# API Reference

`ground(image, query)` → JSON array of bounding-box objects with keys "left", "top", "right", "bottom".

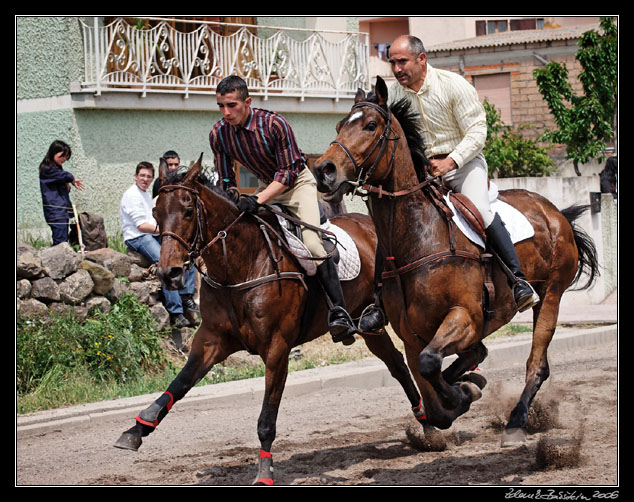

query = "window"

[
  {"left": 473, "top": 73, "right": 512, "bottom": 124},
  {"left": 476, "top": 18, "right": 544, "bottom": 36}
]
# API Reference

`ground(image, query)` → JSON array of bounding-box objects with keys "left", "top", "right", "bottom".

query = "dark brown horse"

[
  {"left": 313, "top": 77, "right": 599, "bottom": 446},
  {"left": 114, "top": 154, "right": 428, "bottom": 484}
]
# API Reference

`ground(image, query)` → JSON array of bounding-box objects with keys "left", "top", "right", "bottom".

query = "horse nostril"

[
  {"left": 316, "top": 160, "right": 336, "bottom": 180},
  {"left": 168, "top": 267, "right": 183, "bottom": 279}
]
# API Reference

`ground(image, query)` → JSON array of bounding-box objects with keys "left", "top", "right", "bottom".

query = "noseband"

[
  {"left": 329, "top": 101, "right": 400, "bottom": 192},
  {"left": 157, "top": 184, "right": 222, "bottom": 267}
]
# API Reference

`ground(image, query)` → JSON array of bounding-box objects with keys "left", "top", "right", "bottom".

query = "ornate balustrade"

[{"left": 79, "top": 17, "right": 370, "bottom": 100}]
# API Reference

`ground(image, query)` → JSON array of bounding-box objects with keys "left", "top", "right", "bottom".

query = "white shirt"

[
  {"left": 388, "top": 63, "right": 487, "bottom": 168},
  {"left": 120, "top": 184, "right": 158, "bottom": 242}
]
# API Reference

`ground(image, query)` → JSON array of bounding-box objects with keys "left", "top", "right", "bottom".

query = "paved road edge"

[{"left": 17, "top": 324, "right": 617, "bottom": 438}]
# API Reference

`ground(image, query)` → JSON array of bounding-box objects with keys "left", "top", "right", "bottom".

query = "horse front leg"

[
  {"left": 442, "top": 341, "right": 488, "bottom": 388},
  {"left": 361, "top": 334, "right": 425, "bottom": 421},
  {"left": 253, "top": 347, "right": 290, "bottom": 486},
  {"left": 416, "top": 306, "right": 486, "bottom": 429},
  {"left": 114, "top": 323, "right": 239, "bottom": 451}
]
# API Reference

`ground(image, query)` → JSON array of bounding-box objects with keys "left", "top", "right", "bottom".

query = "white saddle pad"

[
  {"left": 445, "top": 181, "right": 534, "bottom": 249},
  {"left": 275, "top": 215, "right": 361, "bottom": 281}
]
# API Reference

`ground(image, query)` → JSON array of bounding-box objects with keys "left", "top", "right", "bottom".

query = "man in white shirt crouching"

[{"left": 120, "top": 161, "right": 198, "bottom": 328}]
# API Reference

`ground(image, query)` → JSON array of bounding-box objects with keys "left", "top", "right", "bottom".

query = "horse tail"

[{"left": 561, "top": 204, "right": 601, "bottom": 291}]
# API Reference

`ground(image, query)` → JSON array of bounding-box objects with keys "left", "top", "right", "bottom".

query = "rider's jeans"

[{"left": 125, "top": 233, "right": 195, "bottom": 315}]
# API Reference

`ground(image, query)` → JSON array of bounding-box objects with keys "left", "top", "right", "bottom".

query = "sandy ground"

[{"left": 16, "top": 338, "right": 618, "bottom": 488}]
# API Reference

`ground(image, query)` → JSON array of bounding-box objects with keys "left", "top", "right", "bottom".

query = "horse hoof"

[
  {"left": 114, "top": 432, "right": 142, "bottom": 451},
  {"left": 460, "top": 381, "right": 482, "bottom": 402},
  {"left": 462, "top": 371, "right": 487, "bottom": 390},
  {"left": 501, "top": 427, "right": 527, "bottom": 447}
]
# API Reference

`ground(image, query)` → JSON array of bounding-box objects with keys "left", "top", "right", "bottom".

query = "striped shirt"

[
  {"left": 388, "top": 63, "right": 487, "bottom": 168},
  {"left": 209, "top": 107, "right": 307, "bottom": 189}
]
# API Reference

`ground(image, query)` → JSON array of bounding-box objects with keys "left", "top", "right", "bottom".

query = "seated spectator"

[
  {"left": 121, "top": 161, "right": 198, "bottom": 328},
  {"left": 152, "top": 150, "right": 181, "bottom": 199}
]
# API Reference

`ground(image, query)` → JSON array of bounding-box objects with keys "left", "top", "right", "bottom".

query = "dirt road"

[{"left": 17, "top": 336, "right": 618, "bottom": 488}]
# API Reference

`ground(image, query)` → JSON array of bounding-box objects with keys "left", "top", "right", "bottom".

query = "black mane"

[
  {"left": 388, "top": 98, "right": 430, "bottom": 181},
  {"left": 165, "top": 169, "right": 238, "bottom": 205},
  {"left": 362, "top": 91, "right": 430, "bottom": 181}
]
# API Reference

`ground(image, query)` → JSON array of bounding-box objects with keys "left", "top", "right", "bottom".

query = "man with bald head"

[{"left": 358, "top": 34, "right": 539, "bottom": 334}]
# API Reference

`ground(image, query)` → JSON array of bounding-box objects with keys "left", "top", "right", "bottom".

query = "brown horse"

[
  {"left": 114, "top": 154, "right": 428, "bottom": 484},
  {"left": 313, "top": 76, "right": 599, "bottom": 445}
]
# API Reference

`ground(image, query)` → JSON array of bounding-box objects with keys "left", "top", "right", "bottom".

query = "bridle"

[
  {"left": 157, "top": 183, "right": 244, "bottom": 269},
  {"left": 329, "top": 101, "right": 400, "bottom": 194}
]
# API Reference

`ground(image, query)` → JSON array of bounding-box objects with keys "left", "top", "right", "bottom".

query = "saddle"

[
  {"left": 426, "top": 182, "right": 487, "bottom": 242},
  {"left": 269, "top": 202, "right": 361, "bottom": 280},
  {"left": 274, "top": 202, "right": 340, "bottom": 264}
]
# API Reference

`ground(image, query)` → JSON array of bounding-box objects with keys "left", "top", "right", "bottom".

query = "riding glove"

[{"left": 237, "top": 195, "right": 260, "bottom": 214}]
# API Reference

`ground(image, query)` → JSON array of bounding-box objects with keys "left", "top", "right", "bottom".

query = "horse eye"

[
  {"left": 365, "top": 121, "right": 377, "bottom": 132},
  {"left": 184, "top": 207, "right": 194, "bottom": 218}
]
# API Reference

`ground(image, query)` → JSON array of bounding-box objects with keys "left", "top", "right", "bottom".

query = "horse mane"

[
  {"left": 362, "top": 91, "right": 430, "bottom": 181},
  {"left": 165, "top": 169, "right": 238, "bottom": 206},
  {"left": 388, "top": 97, "right": 430, "bottom": 181}
]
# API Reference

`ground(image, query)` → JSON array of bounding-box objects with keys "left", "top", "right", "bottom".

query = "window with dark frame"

[{"left": 476, "top": 18, "right": 544, "bottom": 36}]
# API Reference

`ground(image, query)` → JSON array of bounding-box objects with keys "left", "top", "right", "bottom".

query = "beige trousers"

[
  {"left": 255, "top": 168, "right": 327, "bottom": 265},
  {"left": 442, "top": 152, "right": 495, "bottom": 228}
]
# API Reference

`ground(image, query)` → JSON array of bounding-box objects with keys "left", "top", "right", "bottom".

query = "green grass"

[{"left": 17, "top": 272, "right": 532, "bottom": 416}]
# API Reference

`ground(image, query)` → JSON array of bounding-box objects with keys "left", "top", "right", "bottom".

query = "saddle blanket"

[
  {"left": 275, "top": 215, "right": 361, "bottom": 281},
  {"left": 445, "top": 181, "right": 534, "bottom": 249}
]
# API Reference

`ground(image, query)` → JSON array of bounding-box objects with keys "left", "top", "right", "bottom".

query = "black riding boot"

[
  {"left": 358, "top": 249, "right": 387, "bottom": 334},
  {"left": 316, "top": 258, "right": 356, "bottom": 344},
  {"left": 485, "top": 213, "right": 540, "bottom": 312}
]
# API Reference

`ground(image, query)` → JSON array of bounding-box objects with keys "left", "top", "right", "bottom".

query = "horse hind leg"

[{"left": 501, "top": 293, "right": 560, "bottom": 447}]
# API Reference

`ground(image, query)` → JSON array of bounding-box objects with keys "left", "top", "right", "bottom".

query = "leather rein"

[
  {"left": 331, "top": 101, "right": 483, "bottom": 278},
  {"left": 157, "top": 183, "right": 310, "bottom": 293}
]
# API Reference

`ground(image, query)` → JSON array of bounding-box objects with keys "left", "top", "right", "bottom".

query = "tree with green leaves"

[
  {"left": 483, "top": 99, "right": 555, "bottom": 178},
  {"left": 533, "top": 17, "right": 617, "bottom": 175}
]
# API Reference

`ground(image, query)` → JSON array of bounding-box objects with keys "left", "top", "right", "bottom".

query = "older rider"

[{"left": 359, "top": 35, "right": 539, "bottom": 334}]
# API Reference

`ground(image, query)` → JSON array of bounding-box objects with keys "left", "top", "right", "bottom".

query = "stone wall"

[{"left": 17, "top": 242, "right": 171, "bottom": 331}]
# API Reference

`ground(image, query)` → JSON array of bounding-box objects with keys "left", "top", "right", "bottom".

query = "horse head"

[
  {"left": 314, "top": 76, "right": 403, "bottom": 202},
  {"left": 154, "top": 152, "right": 218, "bottom": 290}
]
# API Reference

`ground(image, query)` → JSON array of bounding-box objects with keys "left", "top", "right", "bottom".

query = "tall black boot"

[
  {"left": 358, "top": 248, "right": 387, "bottom": 334},
  {"left": 485, "top": 213, "right": 540, "bottom": 312},
  {"left": 316, "top": 258, "right": 356, "bottom": 344}
]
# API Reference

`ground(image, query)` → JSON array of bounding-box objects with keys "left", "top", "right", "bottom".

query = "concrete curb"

[{"left": 16, "top": 324, "right": 617, "bottom": 438}]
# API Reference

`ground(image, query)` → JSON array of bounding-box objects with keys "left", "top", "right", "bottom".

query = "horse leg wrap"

[
  {"left": 253, "top": 449, "right": 274, "bottom": 486},
  {"left": 136, "top": 391, "right": 174, "bottom": 428},
  {"left": 412, "top": 398, "right": 427, "bottom": 423}
]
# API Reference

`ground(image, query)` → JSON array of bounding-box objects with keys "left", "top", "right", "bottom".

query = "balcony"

[{"left": 78, "top": 17, "right": 370, "bottom": 102}]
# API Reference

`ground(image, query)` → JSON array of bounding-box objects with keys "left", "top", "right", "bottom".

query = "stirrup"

[
  {"left": 514, "top": 279, "right": 540, "bottom": 312},
  {"left": 357, "top": 303, "right": 387, "bottom": 335},
  {"left": 328, "top": 306, "right": 356, "bottom": 341}
]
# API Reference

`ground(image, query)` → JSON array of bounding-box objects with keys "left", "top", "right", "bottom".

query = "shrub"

[
  {"left": 483, "top": 99, "right": 556, "bottom": 178},
  {"left": 17, "top": 294, "right": 169, "bottom": 395}
]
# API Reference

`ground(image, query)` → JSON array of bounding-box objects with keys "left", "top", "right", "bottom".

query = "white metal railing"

[{"left": 79, "top": 17, "right": 370, "bottom": 101}]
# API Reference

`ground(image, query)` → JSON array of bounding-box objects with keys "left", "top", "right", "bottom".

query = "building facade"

[{"left": 17, "top": 16, "right": 366, "bottom": 240}]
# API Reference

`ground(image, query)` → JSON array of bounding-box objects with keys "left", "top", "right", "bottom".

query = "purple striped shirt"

[{"left": 209, "top": 107, "right": 307, "bottom": 189}]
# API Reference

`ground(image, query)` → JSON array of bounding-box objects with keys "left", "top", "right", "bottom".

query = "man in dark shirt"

[{"left": 209, "top": 76, "right": 355, "bottom": 344}]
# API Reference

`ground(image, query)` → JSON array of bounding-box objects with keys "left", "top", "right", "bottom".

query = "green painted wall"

[{"left": 16, "top": 16, "right": 352, "bottom": 243}]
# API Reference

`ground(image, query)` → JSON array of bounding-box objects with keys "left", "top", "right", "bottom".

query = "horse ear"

[
  {"left": 158, "top": 157, "right": 169, "bottom": 183},
  {"left": 354, "top": 88, "right": 366, "bottom": 103},
  {"left": 184, "top": 153, "right": 203, "bottom": 183},
  {"left": 375, "top": 76, "right": 388, "bottom": 107}
]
